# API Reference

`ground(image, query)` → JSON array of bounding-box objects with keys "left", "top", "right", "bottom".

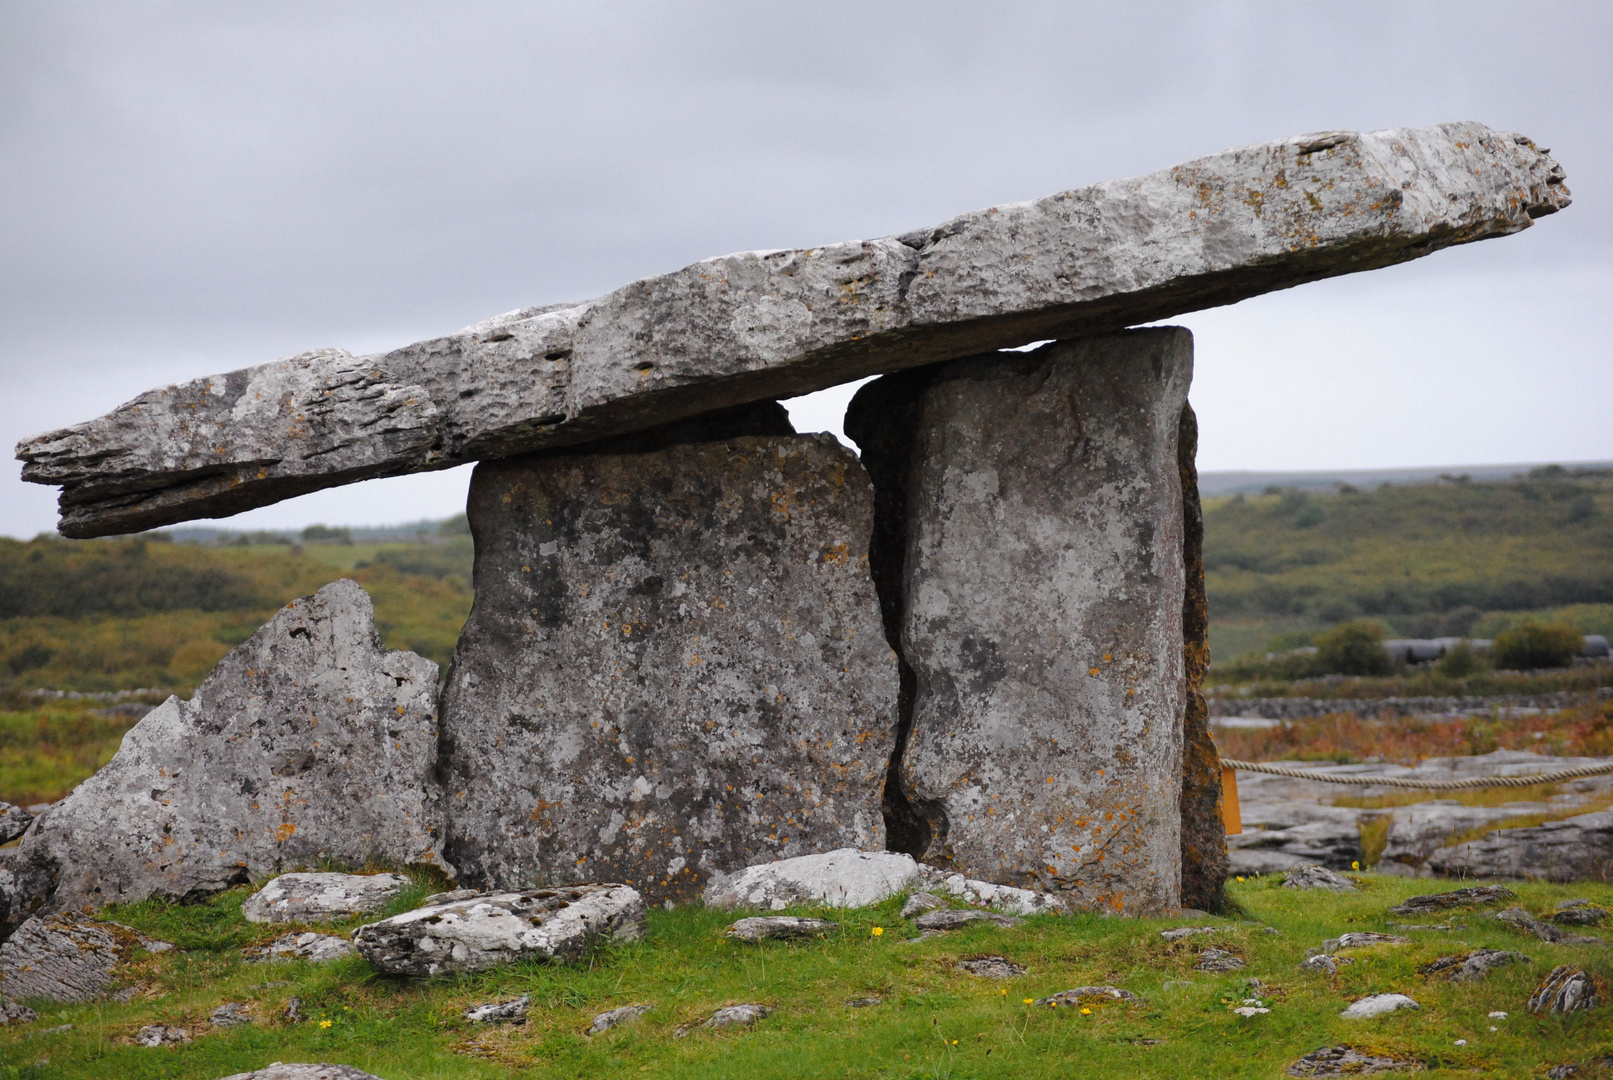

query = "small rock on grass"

[
  {"left": 1551, "top": 905, "right": 1608, "bottom": 927},
  {"left": 1298, "top": 954, "right": 1353, "bottom": 975},
  {"left": 1233, "top": 1005, "right": 1270, "bottom": 1017},
  {"left": 845, "top": 997, "right": 882, "bottom": 1008},
  {"left": 283, "top": 997, "right": 305, "bottom": 1023},
  {"left": 1034, "top": 986, "right": 1138, "bottom": 1008},
  {"left": 1340, "top": 993, "right": 1419, "bottom": 1019},
  {"left": 0, "top": 801, "right": 33, "bottom": 844},
  {"left": 242, "top": 872, "right": 411, "bottom": 924},
  {"left": 219, "top": 1066, "right": 391, "bottom": 1080},
  {"left": 1160, "top": 926, "right": 1222, "bottom": 942},
  {"left": 913, "top": 909, "right": 1020, "bottom": 931},
  {"left": 1390, "top": 885, "right": 1516, "bottom": 916},
  {"left": 1496, "top": 906, "right": 1604, "bottom": 945},
  {"left": 1196, "top": 948, "right": 1245, "bottom": 973},
  {"left": 1529, "top": 965, "right": 1599, "bottom": 1014},
  {"left": 725, "top": 916, "right": 837, "bottom": 942},
  {"left": 588, "top": 1004, "right": 652, "bottom": 1034},
  {"left": 211, "top": 1001, "right": 254, "bottom": 1027},
  {"left": 245, "top": 932, "right": 358, "bottom": 964},
  {"left": 900, "top": 892, "right": 946, "bottom": 919},
  {"left": 674, "top": 1004, "right": 770, "bottom": 1037},
  {"left": 1287, "top": 1045, "right": 1420, "bottom": 1077},
  {"left": 1417, "top": 949, "right": 1528, "bottom": 982},
  {"left": 1282, "top": 865, "right": 1356, "bottom": 892},
  {"left": 135, "top": 1023, "right": 192, "bottom": 1047},
  {"left": 1, "top": 995, "right": 38, "bottom": 1025},
  {"left": 465, "top": 995, "right": 529, "bottom": 1024},
  {"left": 956, "top": 956, "right": 1025, "bottom": 978},
  {"left": 1321, "top": 932, "right": 1410, "bottom": 952}
]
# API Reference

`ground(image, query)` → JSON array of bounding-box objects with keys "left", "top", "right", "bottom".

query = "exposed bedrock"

[
  {"left": 846, "top": 329, "right": 1192, "bottom": 914},
  {"left": 19, "top": 123, "right": 1567, "bottom": 537},
  {"left": 437, "top": 404, "right": 898, "bottom": 904},
  {"left": 12, "top": 580, "right": 450, "bottom": 912}
]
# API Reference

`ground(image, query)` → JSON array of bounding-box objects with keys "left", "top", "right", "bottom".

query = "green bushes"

[
  {"left": 1492, "top": 620, "right": 1583, "bottom": 670},
  {"left": 1313, "top": 619, "right": 1395, "bottom": 676}
]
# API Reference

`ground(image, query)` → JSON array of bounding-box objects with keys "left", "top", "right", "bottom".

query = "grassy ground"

[{"left": 2, "top": 875, "right": 1607, "bottom": 1080}]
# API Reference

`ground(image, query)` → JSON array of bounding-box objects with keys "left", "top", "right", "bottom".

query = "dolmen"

[{"left": 5, "top": 122, "right": 1568, "bottom": 936}]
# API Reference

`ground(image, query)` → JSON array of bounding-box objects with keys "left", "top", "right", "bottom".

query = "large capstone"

[
  {"left": 846, "top": 329, "right": 1192, "bottom": 914},
  {"left": 437, "top": 415, "right": 897, "bottom": 903},
  {"left": 14, "top": 580, "right": 449, "bottom": 910}
]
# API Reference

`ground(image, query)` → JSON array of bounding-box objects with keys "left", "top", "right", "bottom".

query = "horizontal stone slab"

[{"left": 19, "top": 122, "right": 1567, "bottom": 537}]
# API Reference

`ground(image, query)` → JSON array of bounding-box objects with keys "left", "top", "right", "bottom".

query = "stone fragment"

[
  {"left": 1298, "top": 954, "right": 1353, "bottom": 975},
  {"left": 1322, "top": 932, "right": 1411, "bottom": 952},
  {"left": 1390, "top": 884, "right": 1516, "bottom": 916},
  {"left": 846, "top": 330, "right": 1192, "bottom": 913},
  {"left": 845, "top": 997, "right": 882, "bottom": 1008},
  {"left": 1529, "top": 965, "right": 1598, "bottom": 1014},
  {"left": 0, "top": 912, "right": 170, "bottom": 1002},
  {"left": 24, "top": 124, "right": 1570, "bottom": 539},
  {"left": 244, "top": 933, "right": 360, "bottom": 964},
  {"left": 1233, "top": 1006, "right": 1270, "bottom": 1017},
  {"left": 956, "top": 956, "right": 1025, "bottom": 978},
  {"left": 913, "top": 909, "right": 1021, "bottom": 931},
  {"left": 218, "top": 1067, "right": 389, "bottom": 1080},
  {"left": 587, "top": 1004, "right": 652, "bottom": 1034},
  {"left": 464, "top": 996, "right": 529, "bottom": 1024},
  {"left": 704, "top": 850, "right": 918, "bottom": 912},
  {"left": 211, "top": 1002, "right": 254, "bottom": 1027},
  {"left": 1, "top": 995, "right": 38, "bottom": 1025},
  {"left": 1196, "top": 948, "right": 1245, "bottom": 973},
  {"left": 1495, "top": 906, "right": 1603, "bottom": 945},
  {"left": 0, "top": 801, "right": 33, "bottom": 844},
  {"left": 135, "top": 1024, "right": 192, "bottom": 1046},
  {"left": 1340, "top": 994, "right": 1420, "bottom": 1019},
  {"left": 439, "top": 424, "right": 897, "bottom": 905},
  {"left": 1161, "top": 926, "right": 1223, "bottom": 941},
  {"left": 13, "top": 581, "right": 448, "bottom": 911},
  {"left": 1552, "top": 906, "right": 1608, "bottom": 926},
  {"left": 914, "top": 867, "right": 1065, "bottom": 916},
  {"left": 1287, "top": 1045, "right": 1420, "bottom": 1076},
  {"left": 242, "top": 873, "right": 411, "bottom": 924},
  {"left": 1282, "top": 865, "right": 1356, "bottom": 892},
  {"left": 1426, "top": 810, "right": 1613, "bottom": 882},
  {"left": 420, "top": 889, "right": 482, "bottom": 907},
  {"left": 352, "top": 885, "right": 645, "bottom": 977},
  {"left": 0, "top": 836, "right": 59, "bottom": 933},
  {"left": 900, "top": 892, "right": 946, "bottom": 919},
  {"left": 675, "top": 1003, "right": 771, "bottom": 1036},
  {"left": 725, "top": 916, "right": 838, "bottom": 943},
  {"left": 283, "top": 997, "right": 305, "bottom": 1023},
  {"left": 1036, "top": 986, "right": 1139, "bottom": 1008},
  {"left": 1417, "top": 949, "right": 1528, "bottom": 982}
]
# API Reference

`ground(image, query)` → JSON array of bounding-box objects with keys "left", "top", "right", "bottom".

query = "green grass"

[{"left": 3, "top": 875, "right": 1609, "bottom": 1079}]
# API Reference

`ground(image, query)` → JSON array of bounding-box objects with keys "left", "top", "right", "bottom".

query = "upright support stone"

[
  {"left": 1177, "top": 403, "right": 1228, "bottom": 911},
  {"left": 438, "top": 406, "right": 898, "bottom": 904},
  {"left": 847, "top": 329, "right": 1191, "bottom": 914}
]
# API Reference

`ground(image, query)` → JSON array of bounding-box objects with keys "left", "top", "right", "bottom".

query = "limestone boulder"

[
  {"left": 703, "top": 850, "right": 918, "bottom": 911},
  {"left": 0, "top": 912, "right": 171, "bottom": 1002},
  {"left": 242, "top": 872, "right": 411, "bottom": 923},
  {"left": 847, "top": 330, "right": 1192, "bottom": 913},
  {"left": 352, "top": 884, "right": 645, "bottom": 976},
  {"left": 1426, "top": 810, "right": 1613, "bottom": 882},
  {"left": 12, "top": 581, "right": 448, "bottom": 911},
  {"left": 439, "top": 421, "right": 897, "bottom": 904}
]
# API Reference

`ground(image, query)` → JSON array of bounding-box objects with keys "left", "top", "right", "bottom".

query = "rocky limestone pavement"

[
  {"left": 12, "top": 581, "right": 450, "bottom": 912},
  {"left": 1196, "top": 948, "right": 1245, "bottom": 973},
  {"left": 135, "top": 1023, "right": 192, "bottom": 1046},
  {"left": 219, "top": 1067, "right": 391, "bottom": 1080},
  {"left": 956, "top": 956, "right": 1025, "bottom": 978},
  {"left": 1379, "top": 801, "right": 1562, "bottom": 876},
  {"left": 725, "top": 916, "right": 838, "bottom": 943},
  {"left": 1391, "top": 885, "right": 1516, "bottom": 916},
  {"left": 1, "top": 995, "right": 38, "bottom": 1025},
  {"left": 244, "top": 932, "right": 360, "bottom": 964},
  {"left": 438, "top": 417, "right": 897, "bottom": 905},
  {"left": 1495, "top": 906, "right": 1604, "bottom": 945},
  {"left": 1529, "top": 965, "right": 1598, "bottom": 1014},
  {"left": 1340, "top": 993, "right": 1419, "bottom": 1019},
  {"left": 1287, "top": 1045, "right": 1418, "bottom": 1077},
  {"left": 1417, "top": 949, "right": 1528, "bottom": 982},
  {"left": 675, "top": 1004, "right": 771, "bottom": 1037},
  {"left": 1282, "top": 865, "right": 1356, "bottom": 892},
  {"left": 242, "top": 872, "right": 411, "bottom": 924},
  {"left": 1228, "top": 821, "right": 1363, "bottom": 876},
  {"left": 464, "top": 996, "right": 530, "bottom": 1024},
  {"left": 847, "top": 330, "right": 1191, "bottom": 912},
  {"left": 587, "top": 1004, "right": 652, "bottom": 1035},
  {"left": 352, "top": 885, "right": 646, "bottom": 976},
  {"left": 0, "top": 801, "right": 33, "bottom": 844},
  {"left": 913, "top": 909, "right": 1021, "bottom": 932},
  {"left": 1428, "top": 810, "right": 1613, "bottom": 882},
  {"left": 1035, "top": 986, "right": 1138, "bottom": 1008},
  {"left": 0, "top": 912, "right": 172, "bottom": 1003},
  {"left": 22, "top": 124, "right": 1567, "bottom": 539}
]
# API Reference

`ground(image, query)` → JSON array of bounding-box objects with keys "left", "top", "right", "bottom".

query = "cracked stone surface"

[
  {"left": 12, "top": 580, "right": 449, "bottom": 911},
  {"left": 1288, "top": 1046, "right": 1418, "bottom": 1077},
  {"left": 242, "top": 872, "right": 411, "bottom": 924},
  {"left": 0, "top": 912, "right": 170, "bottom": 1003},
  {"left": 847, "top": 330, "right": 1191, "bottom": 913},
  {"left": 439, "top": 421, "right": 896, "bottom": 904},
  {"left": 1427, "top": 810, "right": 1613, "bottom": 882},
  {"left": 352, "top": 885, "right": 645, "bottom": 976},
  {"left": 21, "top": 123, "right": 1568, "bottom": 538},
  {"left": 725, "top": 916, "right": 838, "bottom": 943}
]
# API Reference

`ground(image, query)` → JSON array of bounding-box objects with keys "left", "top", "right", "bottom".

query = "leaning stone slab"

[
  {"left": 847, "top": 330, "right": 1191, "bottom": 913},
  {"left": 0, "top": 912, "right": 171, "bottom": 1003},
  {"left": 21, "top": 123, "right": 1568, "bottom": 538},
  {"left": 242, "top": 872, "right": 411, "bottom": 924},
  {"left": 352, "top": 885, "right": 645, "bottom": 977},
  {"left": 1425, "top": 810, "right": 1613, "bottom": 882},
  {"left": 13, "top": 581, "right": 448, "bottom": 911},
  {"left": 1529, "top": 965, "right": 1598, "bottom": 1014},
  {"left": 439, "top": 429, "right": 897, "bottom": 905}
]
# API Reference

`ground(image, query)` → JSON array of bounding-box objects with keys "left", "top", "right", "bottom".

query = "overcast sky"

[{"left": 3, "top": 1, "right": 1609, "bottom": 538}]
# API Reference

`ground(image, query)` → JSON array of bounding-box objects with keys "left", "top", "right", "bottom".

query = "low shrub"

[
  {"left": 1313, "top": 619, "right": 1395, "bottom": 676},
  {"left": 1491, "top": 620, "right": 1582, "bottom": 670}
]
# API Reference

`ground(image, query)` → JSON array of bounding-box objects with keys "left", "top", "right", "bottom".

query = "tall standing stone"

[
  {"left": 438, "top": 407, "right": 898, "bottom": 904},
  {"left": 847, "top": 329, "right": 1191, "bottom": 914}
]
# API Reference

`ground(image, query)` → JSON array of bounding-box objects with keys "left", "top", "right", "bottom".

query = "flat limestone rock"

[
  {"left": 1495, "top": 905, "right": 1603, "bottom": 945},
  {"left": 440, "top": 432, "right": 897, "bottom": 904},
  {"left": 1227, "top": 821, "right": 1364, "bottom": 876},
  {"left": 464, "top": 995, "right": 530, "bottom": 1024},
  {"left": 1340, "top": 993, "right": 1419, "bottom": 1019},
  {"left": 1390, "top": 885, "right": 1516, "bottom": 916},
  {"left": 846, "top": 331, "right": 1191, "bottom": 913},
  {"left": 901, "top": 892, "right": 946, "bottom": 919},
  {"left": 244, "top": 932, "right": 360, "bottom": 964},
  {"left": 913, "top": 908, "right": 1021, "bottom": 931},
  {"left": 351, "top": 885, "right": 646, "bottom": 977},
  {"left": 956, "top": 956, "right": 1025, "bottom": 978},
  {"left": 13, "top": 581, "right": 448, "bottom": 911},
  {"left": 1417, "top": 949, "right": 1527, "bottom": 982},
  {"left": 704, "top": 850, "right": 920, "bottom": 911},
  {"left": 0, "top": 912, "right": 170, "bottom": 1003},
  {"left": 218, "top": 1067, "right": 390, "bottom": 1080},
  {"left": 1323, "top": 932, "right": 1412, "bottom": 952},
  {"left": 1283, "top": 865, "right": 1356, "bottom": 892},
  {"left": 1288, "top": 1046, "right": 1420, "bottom": 1077},
  {"left": 1196, "top": 948, "right": 1245, "bottom": 973},
  {"left": 242, "top": 872, "right": 411, "bottom": 923},
  {"left": 1426, "top": 810, "right": 1613, "bottom": 882},
  {"left": 1035, "top": 986, "right": 1138, "bottom": 1007},
  {"left": 725, "top": 916, "right": 838, "bottom": 943},
  {"left": 23, "top": 123, "right": 1568, "bottom": 538}
]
